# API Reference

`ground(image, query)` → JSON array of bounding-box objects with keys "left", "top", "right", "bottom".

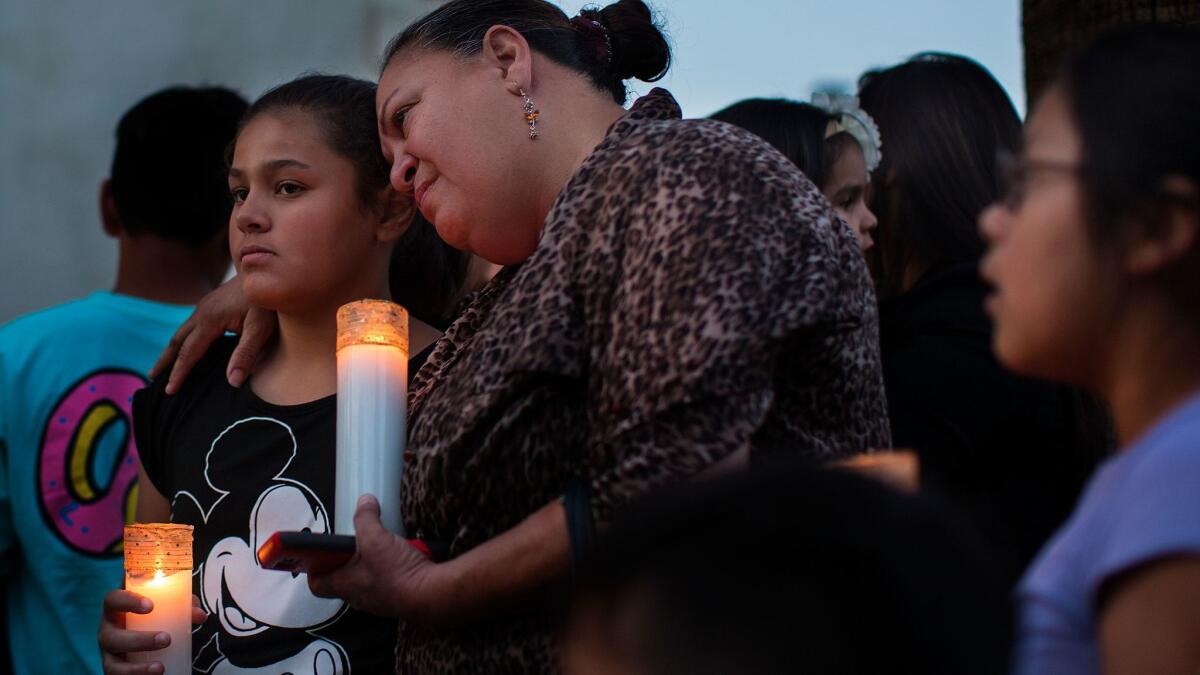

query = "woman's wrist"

[
  {"left": 407, "top": 502, "right": 570, "bottom": 627},
  {"left": 408, "top": 556, "right": 467, "bottom": 627}
]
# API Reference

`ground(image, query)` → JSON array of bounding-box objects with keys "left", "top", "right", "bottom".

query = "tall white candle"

[
  {"left": 336, "top": 300, "right": 408, "bottom": 536},
  {"left": 124, "top": 524, "right": 193, "bottom": 675}
]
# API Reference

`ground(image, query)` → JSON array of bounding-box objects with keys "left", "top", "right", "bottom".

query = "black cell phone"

[{"left": 257, "top": 531, "right": 355, "bottom": 574}]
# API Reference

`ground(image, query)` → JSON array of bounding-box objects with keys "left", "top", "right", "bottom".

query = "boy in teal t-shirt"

[
  {"left": 0, "top": 85, "right": 245, "bottom": 674},
  {"left": 0, "top": 294, "right": 191, "bottom": 670}
]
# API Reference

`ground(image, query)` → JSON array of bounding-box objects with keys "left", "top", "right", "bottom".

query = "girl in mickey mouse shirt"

[{"left": 98, "top": 74, "right": 443, "bottom": 674}]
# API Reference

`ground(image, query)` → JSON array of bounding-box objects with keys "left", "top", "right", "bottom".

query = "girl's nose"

[
  {"left": 235, "top": 197, "right": 269, "bottom": 234},
  {"left": 862, "top": 205, "right": 879, "bottom": 232}
]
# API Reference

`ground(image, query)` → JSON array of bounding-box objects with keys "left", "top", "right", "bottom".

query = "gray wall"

[{"left": 0, "top": 0, "right": 432, "bottom": 323}]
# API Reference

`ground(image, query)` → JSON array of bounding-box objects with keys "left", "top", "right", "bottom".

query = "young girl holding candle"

[{"left": 98, "top": 74, "right": 441, "bottom": 674}]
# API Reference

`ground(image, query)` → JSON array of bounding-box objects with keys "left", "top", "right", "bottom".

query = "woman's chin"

[
  {"left": 993, "top": 331, "right": 1054, "bottom": 383},
  {"left": 430, "top": 216, "right": 470, "bottom": 252}
]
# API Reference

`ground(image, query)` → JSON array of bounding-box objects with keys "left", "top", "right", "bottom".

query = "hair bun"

[{"left": 598, "top": 0, "right": 670, "bottom": 83}]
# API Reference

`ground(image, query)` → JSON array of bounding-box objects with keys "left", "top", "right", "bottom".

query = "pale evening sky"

[{"left": 556, "top": 0, "right": 1026, "bottom": 117}]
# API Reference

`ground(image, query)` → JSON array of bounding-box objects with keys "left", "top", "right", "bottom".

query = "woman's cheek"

[{"left": 995, "top": 233, "right": 1056, "bottom": 374}]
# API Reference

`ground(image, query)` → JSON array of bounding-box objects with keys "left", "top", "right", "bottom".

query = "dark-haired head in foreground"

[{"left": 566, "top": 465, "right": 1012, "bottom": 675}]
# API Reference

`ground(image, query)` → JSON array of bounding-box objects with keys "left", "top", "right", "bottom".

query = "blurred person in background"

[
  {"left": 0, "top": 85, "right": 246, "bottom": 675},
  {"left": 981, "top": 25, "right": 1200, "bottom": 674},
  {"left": 710, "top": 95, "right": 880, "bottom": 252},
  {"left": 859, "top": 53, "right": 1111, "bottom": 586}
]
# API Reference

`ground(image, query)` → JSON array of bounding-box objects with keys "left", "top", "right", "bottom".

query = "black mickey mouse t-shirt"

[{"left": 134, "top": 336, "right": 398, "bottom": 673}]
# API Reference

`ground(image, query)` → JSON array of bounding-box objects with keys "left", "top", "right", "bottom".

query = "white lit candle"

[
  {"left": 124, "top": 523, "right": 193, "bottom": 675},
  {"left": 336, "top": 299, "right": 408, "bottom": 536}
]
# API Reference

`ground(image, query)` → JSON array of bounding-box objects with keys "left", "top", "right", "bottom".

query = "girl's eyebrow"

[
  {"left": 833, "top": 184, "right": 864, "bottom": 199},
  {"left": 229, "top": 158, "right": 312, "bottom": 178},
  {"left": 262, "top": 158, "right": 312, "bottom": 172}
]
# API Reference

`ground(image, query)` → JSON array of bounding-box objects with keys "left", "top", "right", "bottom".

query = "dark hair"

[
  {"left": 709, "top": 98, "right": 833, "bottom": 186},
  {"left": 1059, "top": 25, "right": 1200, "bottom": 254},
  {"left": 389, "top": 211, "right": 471, "bottom": 329},
  {"left": 821, "top": 131, "right": 860, "bottom": 184},
  {"left": 383, "top": 0, "right": 670, "bottom": 105},
  {"left": 237, "top": 74, "right": 388, "bottom": 207},
  {"left": 575, "top": 464, "right": 1012, "bottom": 674},
  {"left": 859, "top": 53, "right": 1021, "bottom": 299},
  {"left": 109, "top": 86, "right": 247, "bottom": 246}
]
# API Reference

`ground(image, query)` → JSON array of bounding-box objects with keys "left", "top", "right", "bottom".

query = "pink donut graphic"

[{"left": 37, "top": 369, "right": 147, "bottom": 557}]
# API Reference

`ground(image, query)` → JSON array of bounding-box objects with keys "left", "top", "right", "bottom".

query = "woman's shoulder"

[
  {"left": 1118, "top": 395, "right": 1200, "bottom": 493},
  {"left": 620, "top": 115, "right": 797, "bottom": 173},
  {"left": 600, "top": 115, "right": 826, "bottom": 234},
  {"left": 1056, "top": 395, "right": 1200, "bottom": 589}
]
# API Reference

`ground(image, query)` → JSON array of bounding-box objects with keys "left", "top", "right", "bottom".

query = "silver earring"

[{"left": 519, "top": 88, "right": 540, "bottom": 139}]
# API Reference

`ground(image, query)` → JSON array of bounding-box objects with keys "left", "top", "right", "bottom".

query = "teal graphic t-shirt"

[{"left": 0, "top": 291, "right": 192, "bottom": 675}]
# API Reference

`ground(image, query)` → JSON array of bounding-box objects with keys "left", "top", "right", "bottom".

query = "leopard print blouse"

[{"left": 397, "top": 88, "right": 891, "bottom": 674}]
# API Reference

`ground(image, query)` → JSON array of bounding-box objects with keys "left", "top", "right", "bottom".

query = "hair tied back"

[{"left": 570, "top": 7, "right": 614, "bottom": 68}]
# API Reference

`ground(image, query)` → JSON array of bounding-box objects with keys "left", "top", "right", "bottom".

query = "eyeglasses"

[
  {"left": 995, "top": 149, "right": 1080, "bottom": 211},
  {"left": 997, "top": 150, "right": 1200, "bottom": 212}
]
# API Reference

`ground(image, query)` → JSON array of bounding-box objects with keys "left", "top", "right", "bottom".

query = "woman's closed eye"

[{"left": 391, "top": 103, "right": 415, "bottom": 138}]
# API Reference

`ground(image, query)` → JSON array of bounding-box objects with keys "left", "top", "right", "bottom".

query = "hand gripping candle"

[
  {"left": 336, "top": 299, "right": 408, "bottom": 536},
  {"left": 124, "top": 523, "right": 193, "bottom": 674}
]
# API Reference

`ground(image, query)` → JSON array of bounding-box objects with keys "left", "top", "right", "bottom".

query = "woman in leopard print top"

[
  {"left": 156, "top": 1, "right": 890, "bottom": 672},
  {"left": 359, "top": 0, "right": 890, "bottom": 663}
]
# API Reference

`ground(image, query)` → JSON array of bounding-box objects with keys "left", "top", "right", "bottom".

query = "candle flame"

[{"left": 146, "top": 569, "right": 167, "bottom": 587}]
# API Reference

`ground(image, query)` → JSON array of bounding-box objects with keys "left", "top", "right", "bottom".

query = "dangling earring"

[{"left": 519, "top": 88, "right": 540, "bottom": 140}]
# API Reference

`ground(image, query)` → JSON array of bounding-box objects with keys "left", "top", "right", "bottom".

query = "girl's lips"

[
  {"left": 241, "top": 252, "right": 273, "bottom": 266},
  {"left": 239, "top": 245, "right": 275, "bottom": 266}
]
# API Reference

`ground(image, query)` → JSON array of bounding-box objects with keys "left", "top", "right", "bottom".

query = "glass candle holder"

[
  {"left": 335, "top": 299, "right": 408, "bottom": 536},
  {"left": 124, "top": 523, "right": 193, "bottom": 674}
]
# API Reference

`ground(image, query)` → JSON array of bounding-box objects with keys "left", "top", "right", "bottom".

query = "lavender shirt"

[{"left": 1014, "top": 390, "right": 1200, "bottom": 674}]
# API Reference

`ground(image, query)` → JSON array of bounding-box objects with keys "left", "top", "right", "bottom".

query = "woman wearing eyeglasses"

[
  {"left": 858, "top": 53, "right": 1112, "bottom": 588},
  {"left": 982, "top": 25, "right": 1200, "bottom": 675}
]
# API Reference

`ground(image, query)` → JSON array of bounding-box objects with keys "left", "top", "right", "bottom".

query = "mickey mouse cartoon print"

[
  {"left": 131, "top": 338, "right": 398, "bottom": 673},
  {"left": 175, "top": 417, "right": 348, "bottom": 673}
]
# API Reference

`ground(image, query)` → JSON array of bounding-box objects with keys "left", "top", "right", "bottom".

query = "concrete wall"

[{"left": 0, "top": 0, "right": 432, "bottom": 323}]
